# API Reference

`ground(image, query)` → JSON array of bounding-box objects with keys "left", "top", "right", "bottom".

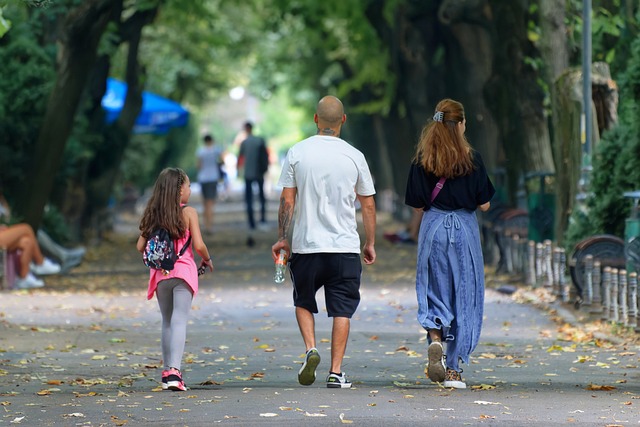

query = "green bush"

[{"left": 566, "top": 35, "right": 640, "bottom": 248}]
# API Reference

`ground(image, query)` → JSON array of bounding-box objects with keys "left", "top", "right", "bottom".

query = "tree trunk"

[
  {"left": 552, "top": 63, "right": 616, "bottom": 245},
  {"left": 482, "top": 1, "right": 555, "bottom": 206},
  {"left": 82, "top": 6, "right": 158, "bottom": 240},
  {"left": 539, "top": 0, "right": 569, "bottom": 85},
  {"left": 17, "top": 0, "right": 119, "bottom": 230}
]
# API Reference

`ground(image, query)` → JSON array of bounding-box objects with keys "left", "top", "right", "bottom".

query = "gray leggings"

[{"left": 156, "top": 278, "right": 193, "bottom": 370}]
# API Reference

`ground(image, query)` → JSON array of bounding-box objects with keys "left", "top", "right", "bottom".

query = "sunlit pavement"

[{"left": 0, "top": 190, "right": 638, "bottom": 426}]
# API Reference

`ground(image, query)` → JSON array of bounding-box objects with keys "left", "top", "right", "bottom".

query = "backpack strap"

[
  {"left": 176, "top": 204, "right": 191, "bottom": 258},
  {"left": 177, "top": 236, "right": 191, "bottom": 258}
]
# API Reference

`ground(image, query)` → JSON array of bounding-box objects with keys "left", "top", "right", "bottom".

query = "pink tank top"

[{"left": 147, "top": 229, "right": 198, "bottom": 299}]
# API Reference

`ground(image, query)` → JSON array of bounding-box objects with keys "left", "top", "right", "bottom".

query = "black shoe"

[{"left": 246, "top": 237, "right": 255, "bottom": 247}]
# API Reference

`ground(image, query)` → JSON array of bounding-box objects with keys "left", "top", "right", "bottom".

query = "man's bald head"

[{"left": 315, "top": 96, "right": 345, "bottom": 127}]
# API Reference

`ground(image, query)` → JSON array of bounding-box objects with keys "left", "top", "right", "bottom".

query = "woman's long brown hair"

[
  {"left": 413, "top": 98, "right": 474, "bottom": 178},
  {"left": 139, "top": 168, "right": 187, "bottom": 239}
]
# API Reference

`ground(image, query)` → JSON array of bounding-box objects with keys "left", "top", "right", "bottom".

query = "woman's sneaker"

[
  {"left": 326, "top": 372, "right": 352, "bottom": 389},
  {"left": 15, "top": 273, "right": 45, "bottom": 289},
  {"left": 426, "top": 341, "right": 445, "bottom": 383},
  {"left": 30, "top": 258, "right": 61, "bottom": 276},
  {"left": 165, "top": 368, "right": 187, "bottom": 391},
  {"left": 443, "top": 369, "right": 466, "bottom": 389},
  {"left": 298, "top": 348, "right": 321, "bottom": 385}
]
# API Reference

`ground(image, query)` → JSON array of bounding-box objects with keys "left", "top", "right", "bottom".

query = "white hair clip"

[{"left": 433, "top": 111, "right": 444, "bottom": 122}]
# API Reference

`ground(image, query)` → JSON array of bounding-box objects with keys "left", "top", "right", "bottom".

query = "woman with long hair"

[{"left": 405, "top": 99, "right": 495, "bottom": 389}]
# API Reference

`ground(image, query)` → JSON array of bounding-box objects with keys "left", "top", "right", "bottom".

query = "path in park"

[{"left": 0, "top": 192, "right": 638, "bottom": 426}]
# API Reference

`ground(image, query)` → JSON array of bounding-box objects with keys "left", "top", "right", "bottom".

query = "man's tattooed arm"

[{"left": 278, "top": 188, "right": 297, "bottom": 241}]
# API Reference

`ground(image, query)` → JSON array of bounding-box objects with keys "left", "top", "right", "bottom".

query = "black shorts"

[
  {"left": 289, "top": 253, "right": 362, "bottom": 318},
  {"left": 200, "top": 182, "right": 218, "bottom": 200}
]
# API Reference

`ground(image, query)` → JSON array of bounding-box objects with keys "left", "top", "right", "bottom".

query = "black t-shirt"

[{"left": 404, "top": 152, "right": 495, "bottom": 211}]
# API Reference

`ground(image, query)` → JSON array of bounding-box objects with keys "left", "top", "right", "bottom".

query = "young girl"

[{"left": 136, "top": 168, "right": 213, "bottom": 391}]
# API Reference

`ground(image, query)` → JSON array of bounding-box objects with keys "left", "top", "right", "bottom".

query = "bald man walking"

[{"left": 272, "top": 96, "right": 377, "bottom": 388}]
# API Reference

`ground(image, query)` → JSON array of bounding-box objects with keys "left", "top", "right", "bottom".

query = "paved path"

[{"left": 0, "top": 195, "right": 638, "bottom": 426}]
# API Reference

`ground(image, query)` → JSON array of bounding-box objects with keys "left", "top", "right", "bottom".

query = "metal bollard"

[
  {"left": 602, "top": 267, "right": 612, "bottom": 321},
  {"left": 511, "top": 234, "right": 521, "bottom": 274},
  {"left": 583, "top": 254, "right": 594, "bottom": 306},
  {"left": 544, "top": 240, "right": 553, "bottom": 288},
  {"left": 619, "top": 270, "right": 628, "bottom": 326},
  {"left": 611, "top": 268, "right": 619, "bottom": 323},
  {"left": 536, "top": 242, "right": 544, "bottom": 283},
  {"left": 629, "top": 272, "right": 638, "bottom": 330},
  {"left": 552, "top": 247, "right": 561, "bottom": 297},
  {"left": 505, "top": 231, "right": 513, "bottom": 273},
  {"left": 527, "top": 241, "right": 536, "bottom": 286},
  {"left": 591, "top": 260, "right": 603, "bottom": 315},
  {"left": 560, "top": 248, "right": 568, "bottom": 303}
]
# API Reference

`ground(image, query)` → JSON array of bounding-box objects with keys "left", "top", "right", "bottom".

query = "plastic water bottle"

[{"left": 274, "top": 249, "right": 287, "bottom": 284}]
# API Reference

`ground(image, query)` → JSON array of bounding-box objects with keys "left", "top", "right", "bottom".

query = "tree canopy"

[{"left": 0, "top": 0, "right": 638, "bottom": 246}]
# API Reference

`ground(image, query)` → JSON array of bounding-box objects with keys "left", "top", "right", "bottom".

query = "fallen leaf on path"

[
  {"left": 339, "top": 413, "right": 354, "bottom": 424},
  {"left": 304, "top": 412, "right": 327, "bottom": 417},
  {"left": 474, "top": 400, "right": 501, "bottom": 405},
  {"left": 259, "top": 413, "right": 278, "bottom": 417},
  {"left": 470, "top": 384, "right": 496, "bottom": 390},
  {"left": 585, "top": 384, "right": 616, "bottom": 391},
  {"left": 199, "top": 380, "right": 222, "bottom": 385}
]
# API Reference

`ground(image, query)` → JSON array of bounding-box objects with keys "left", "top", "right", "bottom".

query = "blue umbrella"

[{"left": 101, "top": 78, "right": 189, "bottom": 134}]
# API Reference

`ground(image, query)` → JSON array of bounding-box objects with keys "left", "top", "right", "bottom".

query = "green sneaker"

[{"left": 298, "top": 348, "right": 320, "bottom": 386}]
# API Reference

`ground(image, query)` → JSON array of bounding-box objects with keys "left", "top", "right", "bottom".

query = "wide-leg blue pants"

[{"left": 416, "top": 208, "right": 485, "bottom": 371}]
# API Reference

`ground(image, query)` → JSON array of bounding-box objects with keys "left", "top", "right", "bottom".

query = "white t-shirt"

[
  {"left": 278, "top": 135, "right": 376, "bottom": 254},
  {"left": 196, "top": 145, "right": 223, "bottom": 183}
]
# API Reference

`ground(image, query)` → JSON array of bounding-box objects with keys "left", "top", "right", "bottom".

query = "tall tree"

[{"left": 16, "top": 0, "right": 119, "bottom": 229}]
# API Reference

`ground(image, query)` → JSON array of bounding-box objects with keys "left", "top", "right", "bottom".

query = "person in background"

[
  {"left": 0, "top": 188, "right": 84, "bottom": 274},
  {"left": 0, "top": 223, "right": 61, "bottom": 289},
  {"left": 238, "top": 121, "right": 269, "bottom": 245},
  {"left": 136, "top": 168, "right": 214, "bottom": 391},
  {"left": 196, "top": 134, "right": 224, "bottom": 235},
  {"left": 405, "top": 98, "right": 495, "bottom": 389},
  {"left": 271, "top": 96, "right": 377, "bottom": 389}
]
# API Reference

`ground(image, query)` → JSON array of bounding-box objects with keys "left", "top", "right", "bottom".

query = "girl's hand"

[{"left": 199, "top": 258, "right": 214, "bottom": 273}]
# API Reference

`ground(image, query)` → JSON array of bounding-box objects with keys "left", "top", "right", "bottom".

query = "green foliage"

[
  {"left": 0, "top": 7, "right": 11, "bottom": 38},
  {"left": 565, "top": 0, "right": 638, "bottom": 74},
  {"left": 249, "top": 0, "right": 393, "bottom": 117},
  {"left": 565, "top": 34, "right": 640, "bottom": 248},
  {"left": 0, "top": 10, "right": 55, "bottom": 203}
]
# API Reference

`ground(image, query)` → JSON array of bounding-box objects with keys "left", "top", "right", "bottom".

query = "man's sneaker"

[
  {"left": 443, "top": 369, "right": 466, "bottom": 389},
  {"left": 298, "top": 348, "right": 321, "bottom": 386},
  {"left": 30, "top": 258, "right": 61, "bottom": 276},
  {"left": 165, "top": 367, "right": 187, "bottom": 391},
  {"left": 326, "top": 372, "right": 352, "bottom": 389},
  {"left": 426, "top": 341, "right": 445, "bottom": 383},
  {"left": 15, "top": 273, "right": 44, "bottom": 289},
  {"left": 161, "top": 369, "right": 170, "bottom": 390}
]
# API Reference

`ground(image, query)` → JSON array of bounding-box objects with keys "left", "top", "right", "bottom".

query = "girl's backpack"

[{"left": 143, "top": 228, "right": 191, "bottom": 273}]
